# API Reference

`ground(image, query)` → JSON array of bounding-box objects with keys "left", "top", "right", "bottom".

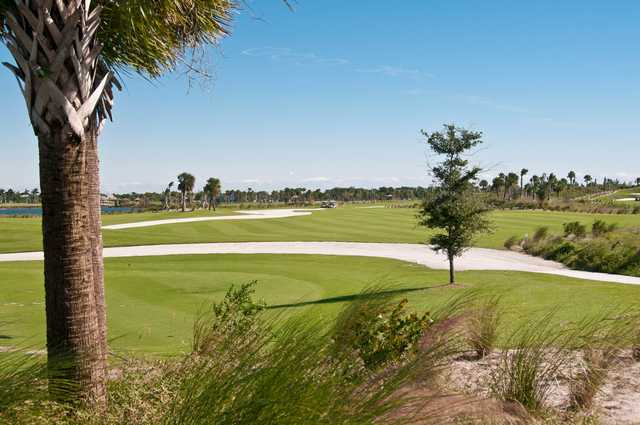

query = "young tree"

[
  {"left": 418, "top": 124, "right": 492, "bottom": 285},
  {"left": 203, "top": 177, "right": 221, "bottom": 210},
  {"left": 178, "top": 173, "right": 196, "bottom": 212}
]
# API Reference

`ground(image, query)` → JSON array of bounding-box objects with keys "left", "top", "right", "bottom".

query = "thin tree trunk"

[
  {"left": 38, "top": 126, "right": 107, "bottom": 406},
  {"left": 182, "top": 192, "right": 186, "bottom": 212},
  {"left": 448, "top": 254, "right": 455, "bottom": 284}
]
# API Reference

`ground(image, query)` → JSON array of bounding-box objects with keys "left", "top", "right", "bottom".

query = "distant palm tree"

[
  {"left": 163, "top": 182, "right": 174, "bottom": 210},
  {"left": 203, "top": 178, "right": 222, "bottom": 210},
  {"left": 506, "top": 172, "right": 519, "bottom": 200},
  {"left": 520, "top": 168, "right": 528, "bottom": 197},
  {"left": 492, "top": 175, "right": 504, "bottom": 198},
  {"left": 178, "top": 173, "right": 196, "bottom": 212},
  {"left": 568, "top": 170, "right": 576, "bottom": 185},
  {"left": 584, "top": 175, "right": 593, "bottom": 186}
]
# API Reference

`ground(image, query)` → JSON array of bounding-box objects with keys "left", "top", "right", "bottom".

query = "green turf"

[
  {"left": 3, "top": 206, "right": 640, "bottom": 253},
  {"left": 2, "top": 254, "right": 639, "bottom": 356}
]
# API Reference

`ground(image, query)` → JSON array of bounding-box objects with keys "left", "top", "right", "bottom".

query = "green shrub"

[
  {"left": 591, "top": 220, "right": 617, "bottom": 237},
  {"left": 192, "top": 281, "right": 266, "bottom": 356},
  {"left": 350, "top": 298, "right": 433, "bottom": 369},
  {"left": 503, "top": 235, "right": 520, "bottom": 249},
  {"left": 563, "top": 221, "right": 587, "bottom": 239},
  {"left": 532, "top": 226, "right": 549, "bottom": 242},
  {"left": 546, "top": 240, "right": 578, "bottom": 263},
  {"left": 571, "top": 240, "right": 636, "bottom": 274}
]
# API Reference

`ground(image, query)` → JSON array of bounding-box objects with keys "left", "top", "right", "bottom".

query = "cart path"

[
  {"left": 102, "top": 208, "right": 324, "bottom": 230},
  {"left": 2, "top": 241, "right": 640, "bottom": 285}
]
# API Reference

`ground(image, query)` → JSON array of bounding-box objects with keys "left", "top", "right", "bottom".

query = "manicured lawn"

[
  {"left": 2, "top": 206, "right": 640, "bottom": 253},
  {"left": 2, "top": 254, "right": 639, "bottom": 355}
]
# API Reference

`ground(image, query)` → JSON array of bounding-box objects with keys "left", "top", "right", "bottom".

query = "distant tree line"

[
  {"left": 479, "top": 170, "right": 638, "bottom": 204},
  {"left": 0, "top": 188, "right": 40, "bottom": 204},
  {"left": 111, "top": 185, "right": 432, "bottom": 209}
]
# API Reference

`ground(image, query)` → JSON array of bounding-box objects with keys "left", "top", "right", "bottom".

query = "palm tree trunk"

[
  {"left": 181, "top": 192, "right": 186, "bottom": 212},
  {"left": 38, "top": 126, "right": 107, "bottom": 406},
  {"left": 86, "top": 129, "right": 108, "bottom": 368}
]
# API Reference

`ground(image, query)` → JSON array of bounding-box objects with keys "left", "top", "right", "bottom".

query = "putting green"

[
  {"left": 2, "top": 254, "right": 639, "bottom": 356},
  {"left": 2, "top": 206, "right": 640, "bottom": 253}
]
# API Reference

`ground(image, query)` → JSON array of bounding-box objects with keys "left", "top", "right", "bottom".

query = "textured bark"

[
  {"left": 86, "top": 128, "right": 107, "bottom": 364},
  {"left": 3, "top": 0, "right": 116, "bottom": 407},
  {"left": 38, "top": 125, "right": 106, "bottom": 406}
]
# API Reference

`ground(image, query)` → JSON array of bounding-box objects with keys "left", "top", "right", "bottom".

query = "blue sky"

[{"left": 2, "top": 0, "right": 639, "bottom": 193}]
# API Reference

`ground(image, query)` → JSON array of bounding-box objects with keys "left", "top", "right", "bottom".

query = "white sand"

[
  {"left": 3, "top": 242, "right": 640, "bottom": 285},
  {"left": 102, "top": 208, "right": 323, "bottom": 230}
]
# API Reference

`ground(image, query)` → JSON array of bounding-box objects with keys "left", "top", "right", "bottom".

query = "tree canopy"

[{"left": 418, "top": 124, "right": 492, "bottom": 284}]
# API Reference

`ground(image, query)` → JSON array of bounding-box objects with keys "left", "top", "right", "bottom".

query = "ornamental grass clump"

[
  {"left": 490, "top": 313, "right": 571, "bottom": 414},
  {"left": 466, "top": 296, "right": 502, "bottom": 359},
  {"left": 568, "top": 312, "right": 638, "bottom": 412}
]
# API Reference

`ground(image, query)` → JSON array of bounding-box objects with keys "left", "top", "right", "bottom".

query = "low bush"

[
  {"left": 514, "top": 221, "right": 640, "bottom": 278},
  {"left": 563, "top": 222, "right": 587, "bottom": 239},
  {"left": 532, "top": 226, "right": 549, "bottom": 243},
  {"left": 591, "top": 220, "right": 616, "bottom": 237},
  {"left": 503, "top": 235, "right": 520, "bottom": 249}
]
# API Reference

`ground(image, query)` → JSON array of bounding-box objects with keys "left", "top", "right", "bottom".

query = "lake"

[{"left": 0, "top": 207, "right": 140, "bottom": 216}]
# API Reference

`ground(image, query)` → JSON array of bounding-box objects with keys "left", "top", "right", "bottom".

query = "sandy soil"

[
  {"left": 2, "top": 241, "right": 640, "bottom": 285},
  {"left": 102, "top": 208, "right": 323, "bottom": 230},
  {"left": 443, "top": 350, "right": 640, "bottom": 424}
]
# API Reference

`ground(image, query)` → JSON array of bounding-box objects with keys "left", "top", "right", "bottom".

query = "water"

[{"left": 0, "top": 207, "right": 140, "bottom": 216}]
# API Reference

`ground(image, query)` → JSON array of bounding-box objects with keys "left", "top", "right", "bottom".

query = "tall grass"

[
  {"left": 489, "top": 312, "right": 572, "bottom": 414},
  {"left": 466, "top": 296, "right": 502, "bottom": 359},
  {"left": 568, "top": 312, "right": 638, "bottom": 411},
  {"left": 167, "top": 284, "right": 471, "bottom": 425}
]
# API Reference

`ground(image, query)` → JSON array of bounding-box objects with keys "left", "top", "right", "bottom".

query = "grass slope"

[
  {"left": 2, "top": 207, "right": 640, "bottom": 253},
  {"left": 2, "top": 254, "right": 639, "bottom": 355}
]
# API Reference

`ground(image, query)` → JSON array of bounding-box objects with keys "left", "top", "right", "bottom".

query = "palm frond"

[{"left": 97, "top": 0, "right": 237, "bottom": 77}]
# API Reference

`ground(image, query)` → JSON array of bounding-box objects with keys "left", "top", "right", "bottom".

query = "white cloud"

[
  {"left": 302, "top": 176, "right": 331, "bottom": 182},
  {"left": 356, "top": 66, "right": 433, "bottom": 80},
  {"left": 242, "top": 47, "right": 348, "bottom": 66}
]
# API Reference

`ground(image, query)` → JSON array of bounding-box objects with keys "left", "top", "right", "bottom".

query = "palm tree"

[
  {"left": 1, "top": 0, "right": 236, "bottom": 405},
  {"left": 568, "top": 170, "right": 576, "bottom": 185},
  {"left": 203, "top": 177, "right": 221, "bottom": 210},
  {"left": 163, "top": 182, "right": 174, "bottom": 210},
  {"left": 506, "top": 172, "right": 519, "bottom": 200},
  {"left": 177, "top": 173, "right": 196, "bottom": 212},
  {"left": 492, "top": 175, "right": 504, "bottom": 198},
  {"left": 519, "top": 168, "right": 528, "bottom": 196},
  {"left": 584, "top": 174, "right": 593, "bottom": 186}
]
